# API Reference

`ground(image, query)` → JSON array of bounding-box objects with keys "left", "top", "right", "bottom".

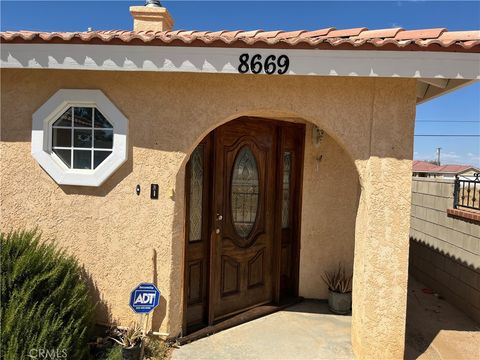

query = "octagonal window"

[
  {"left": 51, "top": 107, "right": 113, "bottom": 170},
  {"left": 32, "top": 89, "right": 128, "bottom": 187}
]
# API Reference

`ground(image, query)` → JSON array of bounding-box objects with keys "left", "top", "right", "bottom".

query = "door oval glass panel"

[{"left": 231, "top": 146, "right": 259, "bottom": 238}]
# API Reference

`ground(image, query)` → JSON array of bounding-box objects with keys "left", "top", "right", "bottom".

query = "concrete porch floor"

[
  {"left": 171, "top": 278, "right": 480, "bottom": 360},
  {"left": 171, "top": 300, "right": 354, "bottom": 360}
]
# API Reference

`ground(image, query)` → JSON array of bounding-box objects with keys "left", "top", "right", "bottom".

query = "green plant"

[
  {"left": 102, "top": 344, "right": 122, "bottom": 360},
  {"left": 321, "top": 264, "right": 352, "bottom": 293},
  {"left": 1, "top": 230, "right": 95, "bottom": 359},
  {"left": 144, "top": 336, "right": 169, "bottom": 360},
  {"left": 110, "top": 323, "right": 144, "bottom": 349}
]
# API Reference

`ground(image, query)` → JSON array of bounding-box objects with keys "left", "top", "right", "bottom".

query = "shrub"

[
  {"left": 1, "top": 230, "right": 95, "bottom": 359},
  {"left": 101, "top": 344, "right": 122, "bottom": 360}
]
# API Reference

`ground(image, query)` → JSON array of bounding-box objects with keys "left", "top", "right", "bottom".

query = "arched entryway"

[{"left": 183, "top": 117, "right": 305, "bottom": 333}]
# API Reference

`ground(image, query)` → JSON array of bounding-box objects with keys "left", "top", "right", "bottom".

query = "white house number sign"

[{"left": 238, "top": 53, "right": 290, "bottom": 75}]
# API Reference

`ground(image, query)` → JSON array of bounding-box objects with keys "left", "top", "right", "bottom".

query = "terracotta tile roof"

[
  {"left": 413, "top": 161, "right": 479, "bottom": 173},
  {"left": 437, "top": 164, "right": 478, "bottom": 173},
  {"left": 1, "top": 27, "right": 479, "bottom": 52}
]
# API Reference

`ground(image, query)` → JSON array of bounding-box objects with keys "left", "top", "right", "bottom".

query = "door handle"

[
  {"left": 216, "top": 213, "right": 223, "bottom": 221},
  {"left": 215, "top": 228, "right": 221, "bottom": 234}
]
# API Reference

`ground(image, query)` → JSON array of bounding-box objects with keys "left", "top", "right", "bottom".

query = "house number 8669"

[{"left": 238, "top": 54, "right": 290, "bottom": 75}]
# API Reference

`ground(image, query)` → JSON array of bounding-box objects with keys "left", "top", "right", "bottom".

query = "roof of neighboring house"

[
  {"left": 1, "top": 27, "right": 479, "bottom": 52},
  {"left": 413, "top": 160, "right": 480, "bottom": 174}
]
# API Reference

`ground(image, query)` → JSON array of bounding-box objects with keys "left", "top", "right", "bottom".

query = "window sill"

[{"left": 447, "top": 208, "right": 480, "bottom": 224}]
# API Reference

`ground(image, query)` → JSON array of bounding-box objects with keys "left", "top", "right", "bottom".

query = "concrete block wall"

[{"left": 410, "top": 178, "right": 480, "bottom": 323}]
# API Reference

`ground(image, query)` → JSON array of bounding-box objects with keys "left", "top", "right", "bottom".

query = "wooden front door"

[
  {"left": 184, "top": 117, "right": 305, "bottom": 333},
  {"left": 211, "top": 119, "right": 277, "bottom": 320}
]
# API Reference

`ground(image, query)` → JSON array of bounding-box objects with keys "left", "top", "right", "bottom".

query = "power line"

[
  {"left": 414, "top": 134, "right": 480, "bottom": 137},
  {"left": 416, "top": 120, "right": 479, "bottom": 123}
]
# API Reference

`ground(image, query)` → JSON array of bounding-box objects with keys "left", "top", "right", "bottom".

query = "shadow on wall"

[
  {"left": 81, "top": 266, "right": 114, "bottom": 327},
  {"left": 411, "top": 236, "right": 480, "bottom": 272},
  {"left": 85, "top": 248, "right": 167, "bottom": 332},
  {"left": 151, "top": 249, "right": 167, "bottom": 332},
  {"left": 408, "top": 238, "right": 480, "bottom": 322},
  {"left": 406, "top": 238, "right": 480, "bottom": 359}
]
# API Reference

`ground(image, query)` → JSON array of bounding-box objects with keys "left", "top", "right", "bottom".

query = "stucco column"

[{"left": 351, "top": 79, "right": 416, "bottom": 359}]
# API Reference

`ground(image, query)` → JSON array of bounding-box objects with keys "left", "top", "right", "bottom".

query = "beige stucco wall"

[
  {"left": 299, "top": 125, "right": 359, "bottom": 298},
  {"left": 1, "top": 68, "right": 415, "bottom": 359}
]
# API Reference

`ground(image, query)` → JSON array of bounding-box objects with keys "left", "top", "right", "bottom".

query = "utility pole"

[{"left": 436, "top": 147, "right": 442, "bottom": 165}]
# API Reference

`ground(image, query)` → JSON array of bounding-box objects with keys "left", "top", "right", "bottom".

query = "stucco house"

[
  {"left": 413, "top": 160, "right": 480, "bottom": 179},
  {"left": 1, "top": 2, "right": 479, "bottom": 359}
]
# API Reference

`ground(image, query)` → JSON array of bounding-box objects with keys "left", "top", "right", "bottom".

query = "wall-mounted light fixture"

[{"left": 312, "top": 126, "right": 324, "bottom": 148}]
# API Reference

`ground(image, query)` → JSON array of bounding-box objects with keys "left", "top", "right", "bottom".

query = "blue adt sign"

[{"left": 129, "top": 283, "right": 160, "bottom": 314}]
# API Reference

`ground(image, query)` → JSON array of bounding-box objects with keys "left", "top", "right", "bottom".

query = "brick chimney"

[{"left": 130, "top": 1, "right": 174, "bottom": 32}]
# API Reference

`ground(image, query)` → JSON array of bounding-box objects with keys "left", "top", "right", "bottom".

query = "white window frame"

[{"left": 32, "top": 89, "right": 128, "bottom": 186}]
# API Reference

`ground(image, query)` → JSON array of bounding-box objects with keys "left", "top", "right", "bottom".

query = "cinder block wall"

[{"left": 409, "top": 178, "right": 480, "bottom": 323}]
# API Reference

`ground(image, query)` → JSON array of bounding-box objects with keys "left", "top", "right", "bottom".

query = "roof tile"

[
  {"left": 355, "top": 27, "right": 403, "bottom": 39},
  {"left": 323, "top": 27, "right": 367, "bottom": 38},
  {"left": 438, "top": 30, "right": 480, "bottom": 41},
  {"left": 301, "top": 28, "right": 335, "bottom": 38},
  {"left": 276, "top": 30, "right": 307, "bottom": 39},
  {"left": 412, "top": 160, "right": 478, "bottom": 173},
  {"left": 254, "top": 30, "right": 283, "bottom": 39},
  {"left": 395, "top": 28, "right": 447, "bottom": 40},
  {"left": 220, "top": 30, "right": 243, "bottom": 38},
  {"left": 1, "top": 27, "right": 478, "bottom": 52},
  {"left": 237, "top": 30, "right": 263, "bottom": 38}
]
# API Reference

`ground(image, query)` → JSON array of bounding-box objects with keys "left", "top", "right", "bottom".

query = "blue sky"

[{"left": 2, "top": 1, "right": 479, "bottom": 166}]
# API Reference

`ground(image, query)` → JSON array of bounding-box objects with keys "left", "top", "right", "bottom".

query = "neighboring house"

[
  {"left": 413, "top": 160, "right": 480, "bottom": 179},
  {"left": 1, "top": 3, "right": 479, "bottom": 359}
]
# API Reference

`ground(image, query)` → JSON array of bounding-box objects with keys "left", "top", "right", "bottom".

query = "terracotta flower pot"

[
  {"left": 121, "top": 342, "right": 142, "bottom": 360},
  {"left": 328, "top": 291, "right": 352, "bottom": 314}
]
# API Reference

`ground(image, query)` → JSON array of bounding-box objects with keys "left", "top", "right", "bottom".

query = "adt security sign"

[{"left": 129, "top": 283, "right": 160, "bottom": 314}]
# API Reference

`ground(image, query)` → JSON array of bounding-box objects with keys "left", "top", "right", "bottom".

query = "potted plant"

[
  {"left": 110, "top": 322, "right": 145, "bottom": 360},
  {"left": 322, "top": 264, "right": 352, "bottom": 315}
]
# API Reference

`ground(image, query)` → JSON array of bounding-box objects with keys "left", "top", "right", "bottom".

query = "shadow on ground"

[
  {"left": 172, "top": 300, "right": 354, "bottom": 360},
  {"left": 404, "top": 277, "right": 480, "bottom": 360}
]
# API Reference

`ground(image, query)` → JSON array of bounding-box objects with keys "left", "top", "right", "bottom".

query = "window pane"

[
  {"left": 52, "top": 128, "right": 72, "bottom": 147},
  {"left": 94, "top": 130, "right": 113, "bottom": 149},
  {"left": 74, "top": 129, "right": 93, "bottom": 148},
  {"left": 73, "top": 107, "right": 93, "bottom": 127},
  {"left": 53, "top": 107, "right": 72, "bottom": 127},
  {"left": 231, "top": 147, "right": 259, "bottom": 238},
  {"left": 94, "top": 151, "right": 112, "bottom": 169},
  {"left": 189, "top": 146, "right": 204, "bottom": 242},
  {"left": 94, "top": 109, "right": 113, "bottom": 129},
  {"left": 73, "top": 150, "right": 92, "bottom": 169},
  {"left": 282, "top": 152, "right": 292, "bottom": 229},
  {"left": 53, "top": 149, "right": 71, "bottom": 168}
]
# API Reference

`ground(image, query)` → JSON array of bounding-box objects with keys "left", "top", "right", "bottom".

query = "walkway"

[{"left": 171, "top": 300, "right": 354, "bottom": 360}]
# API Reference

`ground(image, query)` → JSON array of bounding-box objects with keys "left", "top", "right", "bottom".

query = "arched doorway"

[{"left": 183, "top": 117, "right": 305, "bottom": 333}]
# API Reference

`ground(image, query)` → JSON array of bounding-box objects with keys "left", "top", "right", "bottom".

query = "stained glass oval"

[{"left": 231, "top": 147, "right": 259, "bottom": 238}]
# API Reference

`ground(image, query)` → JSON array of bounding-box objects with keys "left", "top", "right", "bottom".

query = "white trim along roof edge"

[{"left": 2, "top": 43, "right": 479, "bottom": 103}]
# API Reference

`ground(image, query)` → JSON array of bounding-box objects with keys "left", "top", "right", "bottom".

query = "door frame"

[
  {"left": 182, "top": 117, "right": 305, "bottom": 334},
  {"left": 272, "top": 121, "right": 305, "bottom": 304}
]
